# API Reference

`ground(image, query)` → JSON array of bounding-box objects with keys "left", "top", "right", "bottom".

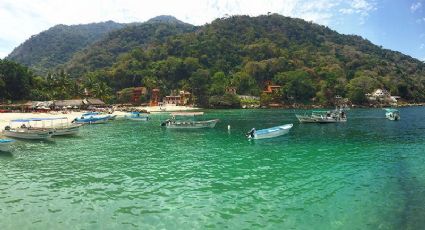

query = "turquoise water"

[{"left": 1, "top": 107, "right": 425, "bottom": 229}]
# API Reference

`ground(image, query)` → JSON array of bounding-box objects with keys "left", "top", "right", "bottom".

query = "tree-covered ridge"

[
  {"left": 85, "top": 14, "right": 424, "bottom": 106},
  {"left": 6, "top": 21, "right": 125, "bottom": 75},
  {"left": 63, "top": 20, "right": 195, "bottom": 77},
  {"left": 2, "top": 14, "right": 425, "bottom": 107}
]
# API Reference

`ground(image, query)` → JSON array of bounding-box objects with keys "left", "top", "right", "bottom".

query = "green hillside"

[
  {"left": 63, "top": 16, "right": 195, "bottom": 77},
  {"left": 79, "top": 14, "right": 425, "bottom": 106},
  {"left": 2, "top": 14, "right": 425, "bottom": 107},
  {"left": 6, "top": 21, "right": 125, "bottom": 75}
]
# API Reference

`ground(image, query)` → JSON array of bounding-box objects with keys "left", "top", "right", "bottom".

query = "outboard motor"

[
  {"left": 161, "top": 119, "right": 170, "bottom": 127},
  {"left": 246, "top": 128, "right": 256, "bottom": 138}
]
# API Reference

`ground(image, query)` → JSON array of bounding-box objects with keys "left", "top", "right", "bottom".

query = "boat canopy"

[
  {"left": 11, "top": 117, "right": 68, "bottom": 122},
  {"left": 385, "top": 108, "right": 399, "bottom": 112},
  {"left": 82, "top": 112, "right": 101, "bottom": 116},
  {"left": 311, "top": 110, "right": 330, "bottom": 113},
  {"left": 171, "top": 112, "right": 204, "bottom": 116}
]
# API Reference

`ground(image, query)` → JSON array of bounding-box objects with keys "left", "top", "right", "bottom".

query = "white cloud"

[
  {"left": 0, "top": 0, "right": 378, "bottom": 57},
  {"left": 420, "top": 43, "right": 425, "bottom": 49},
  {"left": 411, "top": 2, "right": 422, "bottom": 12}
]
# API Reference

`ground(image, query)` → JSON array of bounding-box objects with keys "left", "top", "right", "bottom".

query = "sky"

[{"left": 0, "top": 0, "right": 424, "bottom": 61}]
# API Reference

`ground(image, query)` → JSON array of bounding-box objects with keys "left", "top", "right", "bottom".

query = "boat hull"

[
  {"left": 53, "top": 125, "right": 81, "bottom": 136},
  {"left": 2, "top": 129, "right": 53, "bottom": 140},
  {"left": 386, "top": 113, "right": 400, "bottom": 121},
  {"left": 296, "top": 114, "right": 347, "bottom": 123},
  {"left": 165, "top": 119, "right": 219, "bottom": 129},
  {"left": 74, "top": 116, "right": 110, "bottom": 124},
  {"left": 250, "top": 124, "right": 293, "bottom": 140},
  {"left": 0, "top": 139, "right": 14, "bottom": 152},
  {"left": 127, "top": 117, "right": 149, "bottom": 121}
]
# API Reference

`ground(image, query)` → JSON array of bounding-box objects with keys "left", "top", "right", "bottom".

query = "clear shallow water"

[{"left": 1, "top": 107, "right": 425, "bottom": 229}]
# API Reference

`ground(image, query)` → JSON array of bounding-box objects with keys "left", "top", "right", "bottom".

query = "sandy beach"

[{"left": 0, "top": 105, "right": 199, "bottom": 130}]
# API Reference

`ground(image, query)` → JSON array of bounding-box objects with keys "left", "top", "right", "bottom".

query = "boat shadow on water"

[{"left": 0, "top": 151, "right": 13, "bottom": 158}]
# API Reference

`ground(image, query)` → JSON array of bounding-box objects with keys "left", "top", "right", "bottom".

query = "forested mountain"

[
  {"left": 3, "top": 14, "right": 425, "bottom": 107},
  {"left": 63, "top": 16, "right": 195, "bottom": 77},
  {"left": 79, "top": 14, "right": 425, "bottom": 105},
  {"left": 6, "top": 21, "right": 125, "bottom": 75}
]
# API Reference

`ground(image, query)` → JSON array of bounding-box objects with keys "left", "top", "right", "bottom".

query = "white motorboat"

[
  {"left": 385, "top": 108, "right": 400, "bottom": 121},
  {"left": 296, "top": 108, "right": 347, "bottom": 123},
  {"left": 0, "top": 139, "right": 15, "bottom": 152},
  {"left": 246, "top": 124, "right": 293, "bottom": 139},
  {"left": 3, "top": 126, "right": 53, "bottom": 140},
  {"left": 7, "top": 118, "right": 81, "bottom": 136},
  {"left": 161, "top": 112, "right": 219, "bottom": 129},
  {"left": 124, "top": 112, "right": 149, "bottom": 121},
  {"left": 72, "top": 112, "right": 111, "bottom": 124}
]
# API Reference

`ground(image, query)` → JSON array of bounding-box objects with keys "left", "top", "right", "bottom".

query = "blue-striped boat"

[
  {"left": 0, "top": 139, "right": 15, "bottom": 152},
  {"left": 124, "top": 112, "right": 149, "bottom": 121},
  {"left": 246, "top": 124, "right": 293, "bottom": 139}
]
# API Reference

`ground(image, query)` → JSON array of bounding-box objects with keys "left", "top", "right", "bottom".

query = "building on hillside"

[
  {"left": 366, "top": 89, "right": 399, "bottom": 104},
  {"left": 263, "top": 81, "right": 281, "bottom": 94},
  {"left": 225, "top": 87, "right": 237, "bottom": 95},
  {"left": 150, "top": 89, "right": 160, "bottom": 106}
]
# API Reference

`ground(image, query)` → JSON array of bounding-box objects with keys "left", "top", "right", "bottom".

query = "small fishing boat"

[
  {"left": 385, "top": 108, "right": 400, "bottom": 121},
  {"left": 124, "top": 112, "right": 149, "bottom": 121},
  {"left": 72, "top": 112, "right": 112, "bottom": 124},
  {"left": 296, "top": 108, "right": 347, "bottom": 123},
  {"left": 0, "top": 139, "right": 15, "bottom": 152},
  {"left": 3, "top": 125, "right": 53, "bottom": 140},
  {"left": 246, "top": 124, "right": 293, "bottom": 140},
  {"left": 161, "top": 112, "right": 219, "bottom": 129},
  {"left": 8, "top": 118, "right": 81, "bottom": 136}
]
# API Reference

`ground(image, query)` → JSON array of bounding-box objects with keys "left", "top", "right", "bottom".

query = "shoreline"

[{"left": 0, "top": 105, "right": 200, "bottom": 130}]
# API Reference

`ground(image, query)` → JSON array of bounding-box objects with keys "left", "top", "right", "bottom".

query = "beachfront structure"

[
  {"left": 163, "top": 91, "right": 191, "bottom": 106},
  {"left": 54, "top": 99, "right": 85, "bottom": 110},
  {"left": 116, "top": 87, "right": 147, "bottom": 104},
  {"left": 150, "top": 89, "right": 160, "bottom": 106}
]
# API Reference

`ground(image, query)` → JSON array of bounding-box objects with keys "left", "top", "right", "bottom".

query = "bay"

[{"left": 0, "top": 107, "right": 425, "bottom": 229}]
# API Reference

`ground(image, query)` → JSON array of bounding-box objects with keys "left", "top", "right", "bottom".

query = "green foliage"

[
  {"left": 6, "top": 14, "right": 425, "bottom": 105},
  {"left": 209, "top": 93, "right": 241, "bottom": 108},
  {"left": 347, "top": 73, "right": 380, "bottom": 104},
  {"left": 7, "top": 21, "right": 124, "bottom": 75},
  {"left": 209, "top": 72, "right": 229, "bottom": 95},
  {"left": 274, "top": 70, "right": 316, "bottom": 102}
]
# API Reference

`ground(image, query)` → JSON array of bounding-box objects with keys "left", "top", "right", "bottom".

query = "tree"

[
  {"left": 274, "top": 70, "right": 316, "bottom": 102},
  {"left": 346, "top": 75, "right": 380, "bottom": 104},
  {"left": 209, "top": 71, "right": 229, "bottom": 95},
  {"left": 189, "top": 69, "right": 210, "bottom": 106},
  {"left": 231, "top": 71, "right": 259, "bottom": 95}
]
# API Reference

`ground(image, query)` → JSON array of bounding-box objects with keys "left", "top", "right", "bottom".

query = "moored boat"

[
  {"left": 385, "top": 108, "right": 400, "bottom": 121},
  {"left": 72, "top": 112, "right": 111, "bottom": 124},
  {"left": 0, "top": 139, "right": 15, "bottom": 152},
  {"left": 161, "top": 112, "right": 219, "bottom": 129},
  {"left": 8, "top": 118, "right": 81, "bottom": 136},
  {"left": 296, "top": 108, "right": 347, "bottom": 123},
  {"left": 3, "top": 126, "right": 53, "bottom": 140},
  {"left": 124, "top": 112, "right": 150, "bottom": 121},
  {"left": 246, "top": 124, "right": 293, "bottom": 139}
]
